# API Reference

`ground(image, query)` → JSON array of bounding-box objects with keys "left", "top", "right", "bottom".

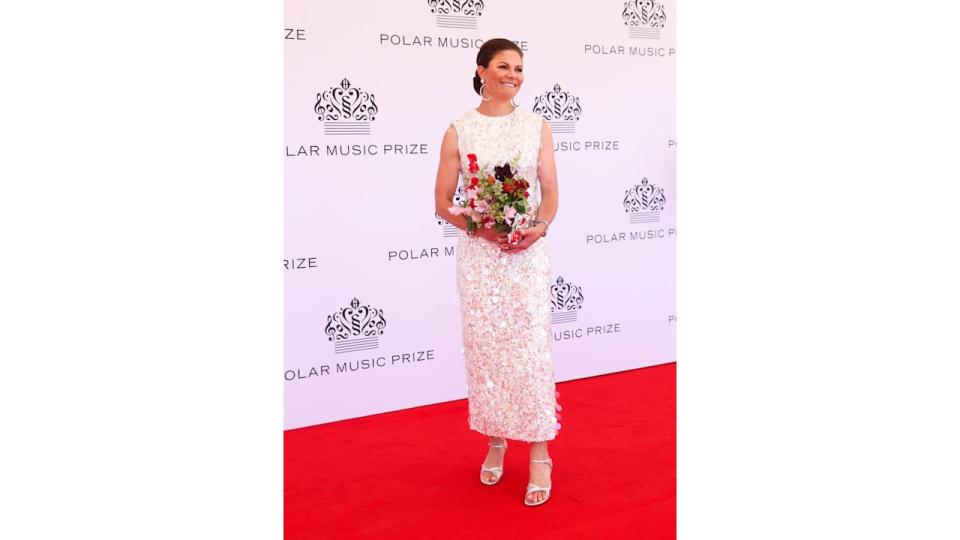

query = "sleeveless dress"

[{"left": 451, "top": 107, "right": 561, "bottom": 442}]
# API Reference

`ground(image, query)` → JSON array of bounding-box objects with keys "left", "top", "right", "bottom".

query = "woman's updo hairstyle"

[{"left": 472, "top": 38, "right": 524, "bottom": 95}]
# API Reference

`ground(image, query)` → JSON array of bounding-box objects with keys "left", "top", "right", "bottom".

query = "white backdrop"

[{"left": 284, "top": 0, "right": 676, "bottom": 430}]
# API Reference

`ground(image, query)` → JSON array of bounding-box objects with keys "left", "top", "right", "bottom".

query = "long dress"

[{"left": 452, "top": 107, "right": 561, "bottom": 442}]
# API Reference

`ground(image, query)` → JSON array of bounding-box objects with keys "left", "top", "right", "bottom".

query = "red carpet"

[{"left": 284, "top": 362, "right": 675, "bottom": 539}]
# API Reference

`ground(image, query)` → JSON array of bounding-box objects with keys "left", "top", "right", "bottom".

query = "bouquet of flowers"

[{"left": 448, "top": 153, "right": 533, "bottom": 244}]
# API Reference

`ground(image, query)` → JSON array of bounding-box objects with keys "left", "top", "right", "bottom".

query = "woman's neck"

[{"left": 476, "top": 99, "right": 516, "bottom": 117}]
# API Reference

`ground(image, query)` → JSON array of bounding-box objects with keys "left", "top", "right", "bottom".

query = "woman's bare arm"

[
  {"left": 434, "top": 126, "right": 469, "bottom": 232},
  {"left": 535, "top": 120, "right": 559, "bottom": 227}
]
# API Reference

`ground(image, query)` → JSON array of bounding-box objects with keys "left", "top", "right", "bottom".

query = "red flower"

[
  {"left": 469, "top": 176, "right": 479, "bottom": 187},
  {"left": 469, "top": 199, "right": 475, "bottom": 208},
  {"left": 467, "top": 153, "right": 477, "bottom": 163},
  {"left": 469, "top": 162, "right": 479, "bottom": 173},
  {"left": 524, "top": 191, "right": 530, "bottom": 197}
]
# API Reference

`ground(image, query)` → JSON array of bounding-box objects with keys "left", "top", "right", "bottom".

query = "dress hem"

[{"left": 468, "top": 424, "right": 557, "bottom": 443}]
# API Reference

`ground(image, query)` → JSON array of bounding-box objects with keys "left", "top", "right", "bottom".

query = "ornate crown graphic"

[
  {"left": 428, "top": 0, "right": 484, "bottom": 15},
  {"left": 533, "top": 84, "right": 582, "bottom": 134},
  {"left": 622, "top": 0, "right": 666, "bottom": 39},
  {"left": 550, "top": 276, "right": 585, "bottom": 324},
  {"left": 624, "top": 177, "right": 667, "bottom": 224},
  {"left": 325, "top": 297, "right": 387, "bottom": 354},
  {"left": 315, "top": 78, "right": 378, "bottom": 135},
  {"left": 437, "top": 184, "right": 466, "bottom": 237},
  {"left": 428, "top": 0, "right": 484, "bottom": 29}
]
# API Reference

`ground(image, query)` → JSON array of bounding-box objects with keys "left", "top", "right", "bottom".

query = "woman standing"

[{"left": 433, "top": 38, "right": 561, "bottom": 507}]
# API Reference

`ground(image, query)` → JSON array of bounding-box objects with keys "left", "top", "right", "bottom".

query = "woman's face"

[{"left": 477, "top": 50, "right": 524, "bottom": 101}]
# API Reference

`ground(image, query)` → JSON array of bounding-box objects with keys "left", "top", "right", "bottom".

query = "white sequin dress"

[{"left": 451, "top": 107, "right": 561, "bottom": 442}]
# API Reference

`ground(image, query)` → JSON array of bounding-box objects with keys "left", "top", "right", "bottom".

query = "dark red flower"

[
  {"left": 467, "top": 153, "right": 477, "bottom": 163},
  {"left": 494, "top": 163, "right": 514, "bottom": 182},
  {"left": 469, "top": 162, "right": 479, "bottom": 173}
]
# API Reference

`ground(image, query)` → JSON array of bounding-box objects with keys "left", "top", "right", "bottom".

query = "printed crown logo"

[
  {"left": 324, "top": 297, "right": 387, "bottom": 353},
  {"left": 314, "top": 78, "right": 379, "bottom": 136},
  {"left": 532, "top": 84, "right": 582, "bottom": 134},
  {"left": 622, "top": 0, "right": 666, "bottom": 39},
  {"left": 428, "top": 0, "right": 484, "bottom": 29},
  {"left": 623, "top": 177, "right": 667, "bottom": 224},
  {"left": 550, "top": 276, "right": 585, "bottom": 325}
]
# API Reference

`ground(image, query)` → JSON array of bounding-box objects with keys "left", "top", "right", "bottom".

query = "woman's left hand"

[{"left": 498, "top": 223, "right": 545, "bottom": 254}]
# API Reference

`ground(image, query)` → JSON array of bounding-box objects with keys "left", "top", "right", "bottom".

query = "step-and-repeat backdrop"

[{"left": 284, "top": 0, "right": 675, "bottom": 430}]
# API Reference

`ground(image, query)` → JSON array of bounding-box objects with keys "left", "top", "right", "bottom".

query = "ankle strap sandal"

[{"left": 524, "top": 458, "right": 553, "bottom": 506}]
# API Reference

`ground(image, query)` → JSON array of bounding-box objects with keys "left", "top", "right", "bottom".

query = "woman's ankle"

[{"left": 529, "top": 441, "right": 549, "bottom": 460}]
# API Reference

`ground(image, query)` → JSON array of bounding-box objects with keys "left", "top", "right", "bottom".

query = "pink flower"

[{"left": 503, "top": 206, "right": 517, "bottom": 220}]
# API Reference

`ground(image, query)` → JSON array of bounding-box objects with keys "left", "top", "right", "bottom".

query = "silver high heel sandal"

[
  {"left": 524, "top": 458, "right": 553, "bottom": 506},
  {"left": 480, "top": 439, "right": 508, "bottom": 485}
]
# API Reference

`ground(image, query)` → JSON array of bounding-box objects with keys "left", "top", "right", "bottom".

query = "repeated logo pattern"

[
  {"left": 532, "top": 84, "right": 583, "bottom": 134},
  {"left": 315, "top": 78, "right": 379, "bottom": 135},
  {"left": 622, "top": 0, "right": 666, "bottom": 39},
  {"left": 550, "top": 276, "right": 585, "bottom": 324},
  {"left": 428, "top": 0, "right": 485, "bottom": 29},
  {"left": 325, "top": 298, "right": 387, "bottom": 353},
  {"left": 623, "top": 177, "right": 667, "bottom": 223}
]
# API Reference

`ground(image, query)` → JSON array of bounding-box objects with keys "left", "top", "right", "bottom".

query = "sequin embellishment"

[{"left": 452, "top": 108, "right": 559, "bottom": 442}]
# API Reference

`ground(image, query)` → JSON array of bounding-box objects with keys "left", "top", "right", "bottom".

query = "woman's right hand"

[{"left": 472, "top": 226, "right": 508, "bottom": 245}]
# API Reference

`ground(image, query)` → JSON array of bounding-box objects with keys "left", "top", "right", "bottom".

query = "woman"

[{"left": 433, "top": 38, "right": 561, "bottom": 507}]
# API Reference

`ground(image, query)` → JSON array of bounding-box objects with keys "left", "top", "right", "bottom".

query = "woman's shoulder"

[
  {"left": 452, "top": 108, "right": 478, "bottom": 124},
  {"left": 516, "top": 109, "right": 546, "bottom": 132},
  {"left": 449, "top": 109, "right": 479, "bottom": 135},
  {"left": 527, "top": 109, "right": 546, "bottom": 121},
  {"left": 516, "top": 108, "right": 545, "bottom": 125}
]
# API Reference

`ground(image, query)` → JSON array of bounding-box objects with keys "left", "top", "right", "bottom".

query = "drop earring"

[{"left": 480, "top": 80, "right": 492, "bottom": 102}]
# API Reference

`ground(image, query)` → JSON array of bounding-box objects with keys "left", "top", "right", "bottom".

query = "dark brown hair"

[{"left": 473, "top": 39, "right": 524, "bottom": 95}]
